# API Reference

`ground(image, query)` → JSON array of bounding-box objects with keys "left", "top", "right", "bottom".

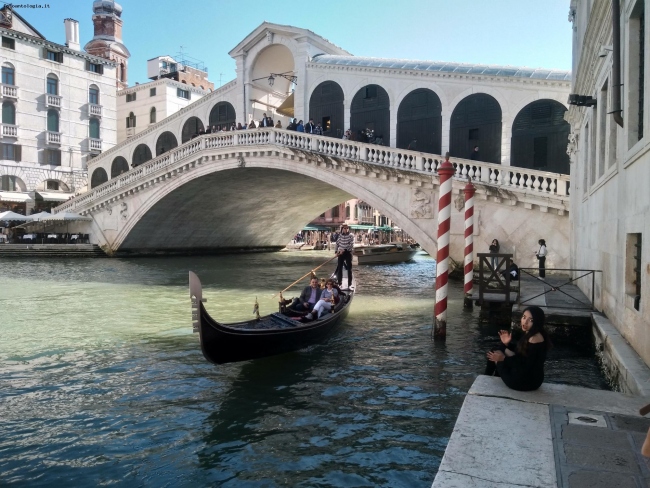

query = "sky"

[{"left": 15, "top": 0, "right": 573, "bottom": 87}]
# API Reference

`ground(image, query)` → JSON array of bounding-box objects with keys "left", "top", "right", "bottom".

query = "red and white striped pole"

[
  {"left": 434, "top": 153, "right": 456, "bottom": 341},
  {"left": 463, "top": 180, "right": 476, "bottom": 309}
]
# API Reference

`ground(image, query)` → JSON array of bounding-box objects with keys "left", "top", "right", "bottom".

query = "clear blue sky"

[{"left": 18, "top": 0, "right": 573, "bottom": 86}]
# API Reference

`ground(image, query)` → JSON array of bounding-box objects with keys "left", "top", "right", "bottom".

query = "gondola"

[{"left": 189, "top": 271, "right": 356, "bottom": 364}]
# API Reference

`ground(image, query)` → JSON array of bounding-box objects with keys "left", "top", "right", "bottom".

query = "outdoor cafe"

[{"left": 0, "top": 210, "right": 92, "bottom": 244}]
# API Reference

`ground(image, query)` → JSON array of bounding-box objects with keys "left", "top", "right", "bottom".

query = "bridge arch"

[
  {"left": 181, "top": 116, "right": 205, "bottom": 143},
  {"left": 156, "top": 131, "right": 178, "bottom": 156},
  {"left": 308, "top": 80, "right": 344, "bottom": 138},
  {"left": 511, "top": 99, "right": 570, "bottom": 174},
  {"left": 397, "top": 88, "right": 442, "bottom": 154},
  {"left": 90, "top": 167, "right": 108, "bottom": 189},
  {"left": 350, "top": 84, "right": 390, "bottom": 142},
  {"left": 449, "top": 93, "right": 502, "bottom": 164},
  {"left": 132, "top": 143, "right": 152, "bottom": 168},
  {"left": 111, "top": 156, "right": 129, "bottom": 178},
  {"left": 209, "top": 101, "right": 236, "bottom": 129}
]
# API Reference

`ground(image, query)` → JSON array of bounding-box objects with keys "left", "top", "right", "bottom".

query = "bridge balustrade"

[{"left": 54, "top": 128, "right": 571, "bottom": 214}]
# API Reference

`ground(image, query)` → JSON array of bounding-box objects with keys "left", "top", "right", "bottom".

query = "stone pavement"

[{"left": 432, "top": 376, "right": 650, "bottom": 488}]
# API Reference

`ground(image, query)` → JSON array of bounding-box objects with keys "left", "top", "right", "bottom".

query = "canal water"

[{"left": 0, "top": 252, "right": 609, "bottom": 487}]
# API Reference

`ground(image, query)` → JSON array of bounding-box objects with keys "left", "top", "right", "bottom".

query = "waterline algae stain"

[{"left": 0, "top": 252, "right": 608, "bottom": 486}]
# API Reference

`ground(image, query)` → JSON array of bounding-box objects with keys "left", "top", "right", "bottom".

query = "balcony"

[
  {"left": 89, "top": 103, "right": 102, "bottom": 117},
  {"left": 1, "top": 84, "right": 17, "bottom": 99},
  {"left": 46, "top": 94, "right": 62, "bottom": 108},
  {"left": 47, "top": 131, "right": 61, "bottom": 144},
  {"left": 1, "top": 123, "right": 17, "bottom": 138},
  {"left": 89, "top": 138, "right": 101, "bottom": 153}
]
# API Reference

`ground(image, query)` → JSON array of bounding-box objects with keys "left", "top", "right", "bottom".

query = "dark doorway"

[
  {"left": 111, "top": 156, "right": 129, "bottom": 178},
  {"left": 397, "top": 88, "right": 442, "bottom": 154},
  {"left": 156, "top": 131, "right": 178, "bottom": 156},
  {"left": 309, "top": 81, "right": 344, "bottom": 138},
  {"left": 350, "top": 84, "right": 390, "bottom": 144},
  {"left": 182, "top": 116, "right": 205, "bottom": 143},
  {"left": 132, "top": 144, "right": 152, "bottom": 167},
  {"left": 90, "top": 167, "right": 108, "bottom": 188},
  {"left": 511, "top": 99, "right": 570, "bottom": 174},
  {"left": 209, "top": 101, "right": 236, "bottom": 129},
  {"left": 450, "top": 93, "right": 502, "bottom": 164}
]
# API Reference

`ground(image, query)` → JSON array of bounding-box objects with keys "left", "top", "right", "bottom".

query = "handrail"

[
  {"left": 58, "top": 128, "right": 571, "bottom": 214},
  {"left": 517, "top": 268, "right": 602, "bottom": 310}
]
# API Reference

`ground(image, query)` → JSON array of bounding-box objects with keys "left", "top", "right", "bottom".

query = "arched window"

[
  {"left": 126, "top": 112, "right": 136, "bottom": 128},
  {"left": 46, "top": 74, "right": 58, "bottom": 95},
  {"left": 47, "top": 109, "right": 59, "bottom": 132},
  {"left": 89, "top": 85, "right": 99, "bottom": 105},
  {"left": 89, "top": 118, "right": 100, "bottom": 139},
  {"left": 90, "top": 167, "right": 108, "bottom": 188},
  {"left": 111, "top": 156, "right": 129, "bottom": 177},
  {"left": 150, "top": 107, "right": 156, "bottom": 124},
  {"left": 1, "top": 62, "right": 15, "bottom": 85},
  {"left": 2, "top": 102, "right": 15, "bottom": 125},
  {"left": 120, "top": 63, "right": 125, "bottom": 82}
]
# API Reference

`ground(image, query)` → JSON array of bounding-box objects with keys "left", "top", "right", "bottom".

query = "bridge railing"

[{"left": 56, "top": 129, "right": 571, "bottom": 214}]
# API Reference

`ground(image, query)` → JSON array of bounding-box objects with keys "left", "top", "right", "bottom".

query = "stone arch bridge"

[{"left": 58, "top": 129, "right": 570, "bottom": 266}]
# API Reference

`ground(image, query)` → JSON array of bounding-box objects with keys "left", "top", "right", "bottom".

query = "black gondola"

[{"left": 189, "top": 271, "right": 356, "bottom": 364}]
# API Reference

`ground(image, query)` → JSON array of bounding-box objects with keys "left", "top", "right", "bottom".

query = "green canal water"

[{"left": 0, "top": 252, "right": 609, "bottom": 487}]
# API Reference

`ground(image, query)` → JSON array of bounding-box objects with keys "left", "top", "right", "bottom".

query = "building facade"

[
  {"left": 567, "top": 0, "right": 650, "bottom": 364},
  {"left": 0, "top": 5, "right": 117, "bottom": 214}
]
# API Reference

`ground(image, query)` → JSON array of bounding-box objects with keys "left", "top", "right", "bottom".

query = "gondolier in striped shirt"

[{"left": 335, "top": 224, "right": 354, "bottom": 290}]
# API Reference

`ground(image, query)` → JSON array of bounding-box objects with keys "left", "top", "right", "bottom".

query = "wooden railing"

[{"left": 57, "top": 129, "right": 571, "bottom": 213}]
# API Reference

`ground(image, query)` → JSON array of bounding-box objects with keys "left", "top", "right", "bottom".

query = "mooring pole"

[
  {"left": 434, "top": 153, "right": 456, "bottom": 341},
  {"left": 463, "top": 179, "right": 476, "bottom": 309}
]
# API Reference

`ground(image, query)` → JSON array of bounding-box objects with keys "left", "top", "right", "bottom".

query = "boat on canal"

[
  {"left": 352, "top": 243, "right": 418, "bottom": 265},
  {"left": 189, "top": 271, "right": 355, "bottom": 364}
]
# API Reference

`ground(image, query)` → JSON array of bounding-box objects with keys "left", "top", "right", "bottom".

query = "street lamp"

[{"left": 252, "top": 72, "right": 298, "bottom": 87}]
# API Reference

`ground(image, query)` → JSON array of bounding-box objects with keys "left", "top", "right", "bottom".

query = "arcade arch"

[
  {"left": 309, "top": 81, "right": 344, "bottom": 137},
  {"left": 156, "top": 131, "right": 178, "bottom": 156},
  {"left": 450, "top": 93, "right": 502, "bottom": 164},
  {"left": 132, "top": 144, "right": 152, "bottom": 167},
  {"left": 90, "top": 167, "right": 108, "bottom": 188},
  {"left": 350, "top": 84, "right": 390, "bottom": 143},
  {"left": 209, "top": 102, "right": 236, "bottom": 129},
  {"left": 182, "top": 116, "right": 205, "bottom": 143},
  {"left": 111, "top": 156, "right": 129, "bottom": 178},
  {"left": 397, "top": 88, "right": 442, "bottom": 154}
]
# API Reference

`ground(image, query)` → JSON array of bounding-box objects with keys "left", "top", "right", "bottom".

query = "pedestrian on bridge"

[{"left": 535, "top": 239, "right": 547, "bottom": 278}]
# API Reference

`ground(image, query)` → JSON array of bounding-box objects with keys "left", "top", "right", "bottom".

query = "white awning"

[
  {"left": 35, "top": 191, "right": 74, "bottom": 202},
  {"left": 0, "top": 191, "right": 34, "bottom": 203}
]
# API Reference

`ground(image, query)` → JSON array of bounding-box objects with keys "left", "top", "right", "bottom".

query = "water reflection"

[{"left": 0, "top": 252, "right": 609, "bottom": 487}]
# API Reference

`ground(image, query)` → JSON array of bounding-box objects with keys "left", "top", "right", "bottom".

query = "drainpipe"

[{"left": 612, "top": 0, "right": 624, "bottom": 127}]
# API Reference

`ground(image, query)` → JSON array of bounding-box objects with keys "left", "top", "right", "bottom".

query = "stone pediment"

[{"left": 228, "top": 21, "right": 351, "bottom": 59}]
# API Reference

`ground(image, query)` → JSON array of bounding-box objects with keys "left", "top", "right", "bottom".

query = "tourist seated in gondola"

[
  {"left": 304, "top": 279, "right": 339, "bottom": 320},
  {"left": 485, "top": 306, "right": 550, "bottom": 391},
  {"left": 291, "top": 277, "right": 322, "bottom": 313}
]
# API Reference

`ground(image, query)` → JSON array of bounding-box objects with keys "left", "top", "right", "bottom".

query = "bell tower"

[{"left": 84, "top": 0, "right": 130, "bottom": 90}]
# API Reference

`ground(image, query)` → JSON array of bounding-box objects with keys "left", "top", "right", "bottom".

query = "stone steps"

[{"left": 0, "top": 244, "right": 106, "bottom": 258}]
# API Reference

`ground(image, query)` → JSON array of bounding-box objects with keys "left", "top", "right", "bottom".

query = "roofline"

[
  {"left": 117, "top": 77, "right": 210, "bottom": 95},
  {"left": 4, "top": 5, "right": 47, "bottom": 40}
]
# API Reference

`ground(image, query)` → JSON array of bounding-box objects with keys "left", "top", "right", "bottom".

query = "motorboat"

[{"left": 352, "top": 243, "right": 418, "bottom": 265}]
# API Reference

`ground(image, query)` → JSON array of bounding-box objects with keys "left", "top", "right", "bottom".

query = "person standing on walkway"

[
  {"left": 535, "top": 239, "right": 547, "bottom": 278},
  {"left": 489, "top": 239, "right": 500, "bottom": 271},
  {"left": 335, "top": 224, "right": 354, "bottom": 289}
]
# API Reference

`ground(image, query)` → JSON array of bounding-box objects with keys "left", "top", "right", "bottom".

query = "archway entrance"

[
  {"left": 249, "top": 44, "right": 295, "bottom": 122},
  {"left": 397, "top": 88, "right": 442, "bottom": 154},
  {"left": 450, "top": 93, "right": 502, "bottom": 164}
]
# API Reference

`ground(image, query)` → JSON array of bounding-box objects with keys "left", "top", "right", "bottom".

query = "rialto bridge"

[{"left": 57, "top": 128, "right": 570, "bottom": 267}]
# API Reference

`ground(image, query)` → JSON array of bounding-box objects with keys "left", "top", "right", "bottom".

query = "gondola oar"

[{"left": 271, "top": 254, "right": 338, "bottom": 298}]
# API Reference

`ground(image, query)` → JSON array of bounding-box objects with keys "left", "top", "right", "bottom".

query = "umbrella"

[
  {"left": 0, "top": 211, "right": 33, "bottom": 222},
  {"left": 41, "top": 212, "right": 92, "bottom": 222}
]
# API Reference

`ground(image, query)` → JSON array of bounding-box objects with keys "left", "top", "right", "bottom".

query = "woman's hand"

[
  {"left": 498, "top": 330, "right": 512, "bottom": 345},
  {"left": 487, "top": 350, "right": 505, "bottom": 363}
]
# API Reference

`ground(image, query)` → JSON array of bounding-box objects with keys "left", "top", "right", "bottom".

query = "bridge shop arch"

[
  {"left": 209, "top": 102, "right": 236, "bottom": 129},
  {"left": 156, "top": 131, "right": 178, "bottom": 156},
  {"left": 90, "top": 167, "right": 108, "bottom": 189},
  {"left": 181, "top": 116, "right": 205, "bottom": 143},
  {"left": 350, "top": 84, "right": 390, "bottom": 143},
  {"left": 111, "top": 156, "right": 129, "bottom": 178},
  {"left": 132, "top": 144, "right": 153, "bottom": 168},
  {"left": 397, "top": 88, "right": 442, "bottom": 154},
  {"left": 309, "top": 81, "right": 344, "bottom": 138},
  {"left": 450, "top": 93, "right": 502, "bottom": 164},
  {"left": 511, "top": 99, "right": 570, "bottom": 174}
]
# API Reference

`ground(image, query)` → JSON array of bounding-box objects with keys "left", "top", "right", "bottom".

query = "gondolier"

[{"left": 335, "top": 224, "right": 354, "bottom": 290}]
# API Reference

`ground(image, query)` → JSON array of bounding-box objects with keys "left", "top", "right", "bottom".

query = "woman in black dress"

[{"left": 485, "top": 306, "right": 550, "bottom": 391}]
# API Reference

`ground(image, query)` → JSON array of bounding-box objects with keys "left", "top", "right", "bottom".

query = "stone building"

[
  {"left": 567, "top": 1, "right": 650, "bottom": 365},
  {"left": 0, "top": 4, "right": 117, "bottom": 214}
]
